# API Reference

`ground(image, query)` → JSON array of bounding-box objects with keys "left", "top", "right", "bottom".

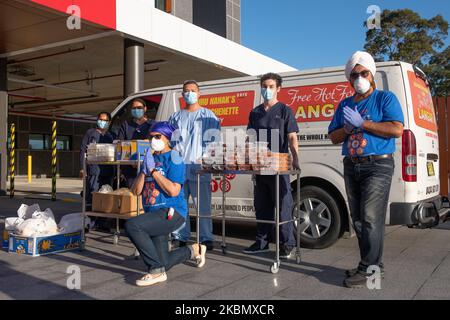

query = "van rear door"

[{"left": 402, "top": 64, "right": 440, "bottom": 202}]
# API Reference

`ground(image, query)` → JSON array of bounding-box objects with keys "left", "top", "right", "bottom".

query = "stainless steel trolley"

[
  {"left": 80, "top": 154, "right": 141, "bottom": 250},
  {"left": 196, "top": 169, "right": 302, "bottom": 274}
]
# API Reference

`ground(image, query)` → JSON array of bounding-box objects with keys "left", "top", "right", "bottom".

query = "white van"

[{"left": 110, "top": 61, "right": 448, "bottom": 249}]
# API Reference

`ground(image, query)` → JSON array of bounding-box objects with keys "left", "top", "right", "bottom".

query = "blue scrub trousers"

[
  {"left": 254, "top": 175, "right": 296, "bottom": 248},
  {"left": 172, "top": 180, "right": 214, "bottom": 243}
]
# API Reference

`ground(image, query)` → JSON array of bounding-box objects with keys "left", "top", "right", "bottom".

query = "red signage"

[
  {"left": 279, "top": 82, "right": 355, "bottom": 123},
  {"left": 408, "top": 71, "right": 437, "bottom": 132},
  {"left": 179, "top": 91, "right": 255, "bottom": 127},
  {"left": 31, "top": 0, "right": 117, "bottom": 29}
]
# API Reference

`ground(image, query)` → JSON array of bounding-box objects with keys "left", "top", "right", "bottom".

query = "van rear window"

[
  {"left": 179, "top": 91, "right": 255, "bottom": 127},
  {"left": 408, "top": 71, "right": 437, "bottom": 132}
]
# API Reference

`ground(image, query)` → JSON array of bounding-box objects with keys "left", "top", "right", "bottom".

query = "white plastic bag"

[
  {"left": 99, "top": 184, "right": 113, "bottom": 194},
  {"left": 32, "top": 208, "right": 55, "bottom": 221},
  {"left": 17, "top": 204, "right": 40, "bottom": 220},
  {"left": 58, "top": 213, "right": 90, "bottom": 233},
  {"left": 5, "top": 217, "right": 25, "bottom": 231},
  {"left": 16, "top": 218, "right": 58, "bottom": 237}
]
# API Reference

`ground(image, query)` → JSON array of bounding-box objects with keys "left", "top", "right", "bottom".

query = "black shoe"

[
  {"left": 345, "top": 267, "right": 385, "bottom": 278},
  {"left": 343, "top": 271, "right": 369, "bottom": 289},
  {"left": 279, "top": 245, "right": 294, "bottom": 259},
  {"left": 201, "top": 241, "right": 214, "bottom": 251},
  {"left": 243, "top": 242, "right": 269, "bottom": 254},
  {"left": 171, "top": 240, "right": 187, "bottom": 249}
]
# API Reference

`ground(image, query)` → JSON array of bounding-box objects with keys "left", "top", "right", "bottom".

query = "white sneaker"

[
  {"left": 191, "top": 243, "right": 207, "bottom": 268},
  {"left": 135, "top": 272, "right": 167, "bottom": 287}
]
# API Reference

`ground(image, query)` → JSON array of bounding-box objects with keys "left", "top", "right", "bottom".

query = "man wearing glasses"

[{"left": 328, "top": 51, "right": 404, "bottom": 288}]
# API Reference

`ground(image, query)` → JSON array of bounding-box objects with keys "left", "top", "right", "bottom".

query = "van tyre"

[{"left": 292, "top": 186, "right": 341, "bottom": 249}]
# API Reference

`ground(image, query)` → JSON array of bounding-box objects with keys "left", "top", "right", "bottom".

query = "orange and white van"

[{"left": 110, "top": 61, "right": 449, "bottom": 248}]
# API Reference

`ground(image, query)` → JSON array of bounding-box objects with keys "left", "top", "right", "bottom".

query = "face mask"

[
  {"left": 261, "top": 88, "right": 275, "bottom": 102},
  {"left": 353, "top": 77, "right": 372, "bottom": 94},
  {"left": 183, "top": 92, "right": 198, "bottom": 105},
  {"left": 97, "top": 120, "right": 109, "bottom": 130},
  {"left": 131, "top": 109, "right": 145, "bottom": 119},
  {"left": 151, "top": 138, "right": 166, "bottom": 152}
]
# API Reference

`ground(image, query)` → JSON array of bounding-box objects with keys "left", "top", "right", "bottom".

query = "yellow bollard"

[{"left": 28, "top": 155, "right": 32, "bottom": 183}]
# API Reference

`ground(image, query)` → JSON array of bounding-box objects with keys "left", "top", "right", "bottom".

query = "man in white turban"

[{"left": 328, "top": 51, "right": 405, "bottom": 289}]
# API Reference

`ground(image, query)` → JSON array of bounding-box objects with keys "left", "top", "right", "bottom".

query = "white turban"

[{"left": 345, "top": 51, "right": 376, "bottom": 81}]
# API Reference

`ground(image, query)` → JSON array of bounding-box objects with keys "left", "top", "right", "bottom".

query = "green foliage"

[{"left": 364, "top": 9, "right": 449, "bottom": 95}]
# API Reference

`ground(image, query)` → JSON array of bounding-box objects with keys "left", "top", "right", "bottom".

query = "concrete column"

[
  {"left": 0, "top": 58, "right": 7, "bottom": 196},
  {"left": 123, "top": 39, "right": 144, "bottom": 97}
]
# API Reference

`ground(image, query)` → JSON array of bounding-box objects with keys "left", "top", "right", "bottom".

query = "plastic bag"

[
  {"left": 17, "top": 204, "right": 40, "bottom": 220},
  {"left": 58, "top": 213, "right": 90, "bottom": 233},
  {"left": 112, "top": 188, "right": 133, "bottom": 196},
  {"left": 31, "top": 208, "right": 55, "bottom": 221},
  {"left": 16, "top": 218, "right": 58, "bottom": 237},
  {"left": 5, "top": 217, "right": 25, "bottom": 231},
  {"left": 99, "top": 184, "right": 113, "bottom": 194}
]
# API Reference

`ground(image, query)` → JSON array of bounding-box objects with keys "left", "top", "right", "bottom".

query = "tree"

[{"left": 364, "top": 9, "right": 449, "bottom": 96}]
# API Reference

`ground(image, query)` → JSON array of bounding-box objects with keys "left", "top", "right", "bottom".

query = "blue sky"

[{"left": 241, "top": 0, "right": 450, "bottom": 70}]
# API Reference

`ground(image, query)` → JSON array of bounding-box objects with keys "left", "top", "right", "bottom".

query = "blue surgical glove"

[
  {"left": 141, "top": 150, "right": 156, "bottom": 176},
  {"left": 343, "top": 107, "right": 365, "bottom": 128}
]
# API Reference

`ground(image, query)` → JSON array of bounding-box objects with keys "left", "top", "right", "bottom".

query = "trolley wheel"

[
  {"left": 79, "top": 242, "right": 86, "bottom": 251},
  {"left": 113, "top": 234, "right": 119, "bottom": 245},
  {"left": 221, "top": 246, "right": 227, "bottom": 255},
  {"left": 296, "top": 255, "right": 301, "bottom": 264},
  {"left": 270, "top": 263, "right": 280, "bottom": 274}
]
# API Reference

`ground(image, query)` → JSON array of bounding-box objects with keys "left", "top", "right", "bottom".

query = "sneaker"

[
  {"left": 135, "top": 272, "right": 167, "bottom": 287},
  {"left": 243, "top": 242, "right": 269, "bottom": 254},
  {"left": 343, "top": 271, "right": 370, "bottom": 289},
  {"left": 279, "top": 245, "right": 294, "bottom": 259},
  {"left": 191, "top": 243, "right": 207, "bottom": 268},
  {"left": 201, "top": 241, "right": 214, "bottom": 251},
  {"left": 345, "top": 267, "right": 385, "bottom": 278}
]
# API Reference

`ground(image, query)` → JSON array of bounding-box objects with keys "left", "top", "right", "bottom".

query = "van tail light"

[{"left": 402, "top": 130, "right": 417, "bottom": 182}]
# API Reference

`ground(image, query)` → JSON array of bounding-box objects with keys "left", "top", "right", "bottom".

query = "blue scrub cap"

[{"left": 150, "top": 121, "right": 177, "bottom": 140}]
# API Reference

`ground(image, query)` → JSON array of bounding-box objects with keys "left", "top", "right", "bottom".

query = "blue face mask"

[
  {"left": 261, "top": 88, "right": 275, "bottom": 102},
  {"left": 97, "top": 120, "right": 109, "bottom": 130},
  {"left": 131, "top": 108, "right": 145, "bottom": 119},
  {"left": 183, "top": 92, "right": 198, "bottom": 105}
]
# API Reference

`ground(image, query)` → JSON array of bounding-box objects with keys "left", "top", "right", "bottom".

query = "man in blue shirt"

[
  {"left": 328, "top": 51, "right": 404, "bottom": 288},
  {"left": 126, "top": 122, "right": 206, "bottom": 287},
  {"left": 243, "top": 73, "right": 300, "bottom": 259},
  {"left": 169, "top": 80, "right": 221, "bottom": 251}
]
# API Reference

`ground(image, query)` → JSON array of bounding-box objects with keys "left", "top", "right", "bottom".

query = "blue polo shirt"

[
  {"left": 142, "top": 150, "right": 187, "bottom": 218},
  {"left": 328, "top": 90, "right": 404, "bottom": 157},
  {"left": 247, "top": 102, "right": 299, "bottom": 153}
]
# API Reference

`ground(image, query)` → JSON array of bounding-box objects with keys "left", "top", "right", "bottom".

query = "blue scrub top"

[
  {"left": 142, "top": 150, "right": 187, "bottom": 218},
  {"left": 169, "top": 108, "right": 221, "bottom": 182},
  {"left": 117, "top": 119, "right": 156, "bottom": 141},
  {"left": 328, "top": 90, "right": 404, "bottom": 157},
  {"left": 247, "top": 102, "right": 299, "bottom": 153}
]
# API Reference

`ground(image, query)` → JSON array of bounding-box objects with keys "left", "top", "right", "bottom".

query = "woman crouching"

[{"left": 126, "top": 121, "right": 206, "bottom": 287}]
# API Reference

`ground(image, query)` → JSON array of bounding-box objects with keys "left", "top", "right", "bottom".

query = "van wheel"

[{"left": 292, "top": 186, "right": 341, "bottom": 249}]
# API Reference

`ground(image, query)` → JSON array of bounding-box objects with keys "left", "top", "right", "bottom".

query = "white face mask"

[
  {"left": 151, "top": 139, "right": 166, "bottom": 152},
  {"left": 354, "top": 77, "right": 372, "bottom": 94}
]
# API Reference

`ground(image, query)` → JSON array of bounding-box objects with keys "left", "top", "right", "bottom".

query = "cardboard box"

[
  {"left": 117, "top": 140, "right": 150, "bottom": 161},
  {"left": 8, "top": 231, "right": 82, "bottom": 257},
  {"left": 92, "top": 192, "right": 142, "bottom": 215}
]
